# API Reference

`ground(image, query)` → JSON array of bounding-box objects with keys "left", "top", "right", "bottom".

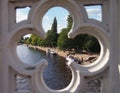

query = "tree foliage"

[
  {"left": 57, "top": 28, "right": 71, "bottom": 50},
  {"left": 22, "top": 15, "right": 100, "bottom": 53},
  {"left": 57, "top": 15, "right": 74, "bottom": 50},
  {"left": 45, "top": 17, "right": 59, "bottom": 47},
  {"left": 57, "top": 15, "right": 100, "bottom": 53}
]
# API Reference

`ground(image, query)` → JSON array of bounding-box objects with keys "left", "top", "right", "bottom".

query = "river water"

[{"left": 17, "top": 45, "right": 72, "bottom": 90}]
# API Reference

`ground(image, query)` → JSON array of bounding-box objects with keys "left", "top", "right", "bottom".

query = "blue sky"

[
  {"left": 16, "top": 5, "right": 102, "bottom": 33},
  {"left": 42, "top": 7, "right": 69, "bottom": 33}
]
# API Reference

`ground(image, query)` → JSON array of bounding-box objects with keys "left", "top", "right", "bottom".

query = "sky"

[
  {"left": 16, "top": 5, "right": 102, "bottom": 33},
  {"left": 85, "top": 5, "right": 102, "bottom": 21}
]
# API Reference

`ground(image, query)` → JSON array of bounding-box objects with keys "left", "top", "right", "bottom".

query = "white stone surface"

[{"left": 0, "top": 0, "right": 120, "bottom": 93}]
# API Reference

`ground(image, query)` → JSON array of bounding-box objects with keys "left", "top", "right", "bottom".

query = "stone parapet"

[{"left": 0, "top": 0, "right": 119, "bottom": 93}]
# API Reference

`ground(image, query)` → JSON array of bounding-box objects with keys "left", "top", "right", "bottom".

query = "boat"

[
  {"left": 50, "top": 51, "right": 57, "bottom": 55},
  {"left": 46, "top": 49, "right": 57, "bottom": 55},
  {"left": 66, "top": 55, "right": 81, "bottom": 64}
]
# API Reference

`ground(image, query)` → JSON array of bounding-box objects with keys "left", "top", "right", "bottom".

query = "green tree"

[
  {"left": 73, "top": 34, "right": 88, "bottom": 52},
  {"left": 51, "top": 17, "right": 57, "bottom": 33},
  {"left": 45, "top": 17, "right": 58, "bottom": 47},
  {"left": 24, "top": 37, "right": 31, "bottom": 44},
  {"left": 57, "top": 15, "right": 73, "bottom": 50},
  {"left": 83, "top": 35, "right": 100, "bottom": 53},
  {"left": 57, "top": 28, "right": 69, "bottom": 50},
  {"left": 57, "top": 15, "right": 100, "bottom": 53},
  {"left": 19, "top": 36, "right": 24, "bottom": 44},
  {"left": 67, "top": 15, "right": 73, "bottom": 30},
  {"left": 30, "top": 34, "right": 38, "bottom": 45}
]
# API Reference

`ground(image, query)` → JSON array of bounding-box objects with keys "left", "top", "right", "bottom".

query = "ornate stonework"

[{"left": 0, "top": 0, "right": 120, "bottom": 93}]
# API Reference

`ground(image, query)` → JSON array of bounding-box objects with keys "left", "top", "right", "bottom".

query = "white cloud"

[
  {"left": 44, "top": 15, "right": 50, "bottom": 21},
  {"left": 98, "top": 13, "right": 102, "bottom": 17},
  {"left": 16, "top": 7, "right": 68, "bottom": 33},
  {"left": 23, "top": 34, "right": 31, "bottom": 38},
  {"left": 86, "top": 8, "right": 101, "bottom": 14},
  {"left": 16, "top": 11, "right": 28, "bottom": 23},
  {"left": 61, "top": 15, "right": 68, "bottom": 21},
  {"left": 16, "top": 7, "right": 30, "bottom": 23},
  {"left": 85, "top": 8, "right": 102, "bottom": 21},
  {"left": 43, "top": 23, "right": 66, "bottom": 33},
  {"left": 43, "top": 16, "right": 67, "bottom": 33},
  {"left": 42, "top": 22, "right": 51, "bottom": 32},
  {"left": 58, "top": 24, "right": 66, "bottom": 33},
  {"left": 42, "top": 22, "right": 67, "bottom": 33}
]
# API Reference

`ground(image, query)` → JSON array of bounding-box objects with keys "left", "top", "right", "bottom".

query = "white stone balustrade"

[{"left": 0, "top": 0, "right": 120, "bottom": 93}]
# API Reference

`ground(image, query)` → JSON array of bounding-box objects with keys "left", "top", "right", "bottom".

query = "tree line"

[{"left": 20, "top": 15, "right": 100, "bottom": 53}]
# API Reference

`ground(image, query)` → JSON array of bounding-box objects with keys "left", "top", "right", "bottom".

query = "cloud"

[
  {"left": 43, "top": 15, "right": 68, "bottom": 33},
  {"left": 43, "top": 23, "right": 66, "bottom": 33},
  {"left": 85, "top": 8, "right": 102, "bottom": 21},
  {"left": 98, "top": 13, "right": 102, "bottom": 17},
  {"left": 16, "top": 7, "right": 68, "bottom": 33},
  {"left": 61, "top": 15, "right": 68, "bottom": 22},
  {"left": 44, "top": 15, "right": 50, "bottom": 21},
  {"left": 58, "top": 24, "right": 66, "bottom": 33},
  {"left": 42, "top": 22, "right": 51, "bottom": 32},
  {"left": 23, "top": 34, "right": 31, "bottom": 38},
  {"left": 16, "top": 7, "right": 30, "bottom": 23},
  {"left": 86, "top": 8, "right": 101, "bottom": 14},
  {"left": 16, "top": 11, "right": 28, "bottom": 23}
]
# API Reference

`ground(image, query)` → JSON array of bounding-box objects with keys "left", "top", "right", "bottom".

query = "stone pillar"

[
  {"left": 119, "top": 0, "right": 120, "bottom": 92},
  {"left": 109, "top": 0, "right": 119, "bottom": 93},
  {"left": 1, "top": 0, "right": 10, "bottom": 93},
  {"left": 0, "top": 0, "right": 2, "bottom": 92}
]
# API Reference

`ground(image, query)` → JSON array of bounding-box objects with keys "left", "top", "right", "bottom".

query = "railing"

[{"left": 1, "top": 0, "right": 119, "bottom": 93}]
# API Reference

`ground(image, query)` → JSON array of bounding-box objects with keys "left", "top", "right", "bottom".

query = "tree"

[
  {"left": 18, "top": 36, "right": 24, "bottom": 44},
  {"left": 24, "top": 37, "right": 31, "bottom": 44},
  {"left": 51, "top": 17, "right": 57, "bottom": 33},
  {"left": 83, "top": 35, "right": 100, "bottom": 53},
  {"left": 30, "top": 34, "right": 38, "bottom": 45},
  {"left": 45, "top": 17, "right": 58, "bottom": 47},
  {"left": 57, "top": 15, "right": 74, "bottom": 50},
  {"left": 67, "top": 15, "right": 73, "bottom": 30},
  {"left": 57, "top": 15, "right": 100, "bottom": 53},
  {"left": 73, "top": 34, "right": 88, "bottom": 52},
  {"left": 57, "top": 28, "right": 69, "bottom": 50},
  {"left": 25, "top": 15, "right": 100, "bottom": 54}
]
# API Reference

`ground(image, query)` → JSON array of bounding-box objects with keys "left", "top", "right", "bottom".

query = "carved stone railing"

[{"left": 0, "top": 0, "right": 120, "bottom": 93}]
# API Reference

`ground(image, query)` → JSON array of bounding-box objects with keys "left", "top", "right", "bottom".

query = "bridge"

[{"left": 0, "top": 0, "right": 120, "bottom": 93}]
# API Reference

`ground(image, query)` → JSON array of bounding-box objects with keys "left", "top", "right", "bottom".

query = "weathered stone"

[{"left": 0, "top": 0, "right": 119, "bottom": 93}]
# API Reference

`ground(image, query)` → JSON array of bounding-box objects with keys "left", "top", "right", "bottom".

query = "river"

[{"left": 17, "top": 45, "right": 72, "bottom": 90}]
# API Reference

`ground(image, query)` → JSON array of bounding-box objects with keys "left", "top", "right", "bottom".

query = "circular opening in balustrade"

[{"left": 40, "top": 7, "right": 73, "bottom": 89}]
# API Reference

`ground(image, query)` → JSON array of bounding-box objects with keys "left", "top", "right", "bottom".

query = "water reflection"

[{"left": 17, "top": 45, "right": 72, "bottom": 89}]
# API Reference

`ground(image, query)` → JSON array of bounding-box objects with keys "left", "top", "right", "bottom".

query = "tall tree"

[
  {"left": 51, "top": 17, "right": 57, "bottom": 33},
  {"left": 45, "top": 17, "right": 58, "bottom": 47}
]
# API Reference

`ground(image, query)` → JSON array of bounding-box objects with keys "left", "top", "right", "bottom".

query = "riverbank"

[{"left": 28, "top": 45, "right": 99, "bottom": 65}]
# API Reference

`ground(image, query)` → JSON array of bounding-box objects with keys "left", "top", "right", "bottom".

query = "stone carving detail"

[
  {"left": 16, "top": 76, "right": 32, "bottom": 92},
  {"left": 85, "top": 76, "right": 103, "bottom": 93},
  {"left": 4, "top": 0, "right": 110, "bottom": 93}
]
